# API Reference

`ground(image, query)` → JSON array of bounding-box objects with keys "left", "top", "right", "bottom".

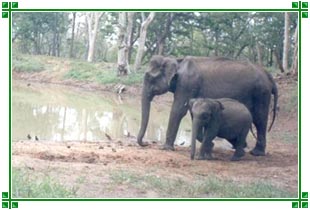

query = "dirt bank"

[{"left": 12, "top": 134, "right": 297, "bottom": 197}]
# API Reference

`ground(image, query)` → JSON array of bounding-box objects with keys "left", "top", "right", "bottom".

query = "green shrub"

[
  {"left": 13, "top": 56, "right": 44, "bottom": 72},
  {"left": 64, "top": 61, "right": 96, "bottom": 80},
  {"left": 109, "top": 169, "right": 296, "bottom": 198},
  {"left": 13, "top": 167, "right": 77, "bottom": 198}
]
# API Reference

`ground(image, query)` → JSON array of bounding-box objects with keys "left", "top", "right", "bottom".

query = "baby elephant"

[{"left": 189, "top": 98, "right": 252, "bottom": 161}]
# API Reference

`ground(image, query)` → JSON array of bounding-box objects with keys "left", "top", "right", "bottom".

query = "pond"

[{"left": 12, "top": 80, "right": 193, "bottom": 146}]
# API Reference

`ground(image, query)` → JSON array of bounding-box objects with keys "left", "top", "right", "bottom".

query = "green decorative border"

[{"left": 0, "top": 1, "right": 308, "bottom": 209}]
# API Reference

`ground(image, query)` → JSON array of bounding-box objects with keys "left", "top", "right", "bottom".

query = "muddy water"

[{"left": 12, "top": 81, "right": 193, "bottom": 146}]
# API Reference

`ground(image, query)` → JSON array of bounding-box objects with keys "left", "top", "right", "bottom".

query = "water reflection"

[{"left": 12, "top": 81, "right": 192, "bottom": 145}]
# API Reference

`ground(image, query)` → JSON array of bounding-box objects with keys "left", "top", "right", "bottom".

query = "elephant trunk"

[
  {"left": 137, "top": 88, "right": 153, "bottom": 147},
  {"left": 191, "top": 119, "right": 201, "bottom": 160}
]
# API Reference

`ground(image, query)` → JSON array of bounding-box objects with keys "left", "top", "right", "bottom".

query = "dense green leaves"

[{"left": 12, "top": 12, "right": 298, "bottom": 73}]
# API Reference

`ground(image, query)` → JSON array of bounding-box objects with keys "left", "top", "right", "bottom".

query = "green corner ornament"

[
  {"left": 12, "top": 2, "right": 18, "bottom": 8},
  {"left": 1, "top": 193, "right": 8, "bottom": 199},
  {"left": 2, "top": 202, "right": 8, "bottom": 209},
  {"left": 292, "top": 2, "right": 299, "bottom": 8},
  {"left": 2, "top": 12, "right": 8, "bottom": 18},
  {"left": 12, "top": 202, "right": 18, "bottom": 209},
  {"left": 302, "top": 12, "right": 308, "bottom": 18},
  {"left": 302, "top": 2, "right": 308, "bottom": 8},
  {"left": 292, "top": 202, "right": 299, "bottom": 208},
  {"left": 303, "top": 192, "right": 309, "bottom": 198},
  {"left": 302, "top": 202, "right": 308, "bottom": 208},
  {"left": 2, "top": 2, "right": 8, "bottom": 8}
]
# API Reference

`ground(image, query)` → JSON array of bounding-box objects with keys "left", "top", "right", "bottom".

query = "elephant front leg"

[
  {"left": 163, "top": 97, "right": 188, "bottom": 151},
  {"left": 198, "top": 131, "right": 216, "bottom": 160}
]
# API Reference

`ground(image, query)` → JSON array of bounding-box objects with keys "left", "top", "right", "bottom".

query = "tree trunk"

[
  {"left": 34, "top": 32, "right": 41, "bottom": 55},
  {"left": 156, "top": 13, "right": 174, "bottom": 55},
  {"left": 134, "top": 12, "right": 155, "bottom": 72},
  {"left": 126, "top": 13, "right": 135, "bottom": 64},
  {"left": 269, "top": 48, "right": 273, "bottom": 67},
  {"left": 56, "top": 33, "right": 61, "bottom": 57},
  {"left": 274, "top": 49, "right": 285, "bottom": 73},
  {"left": 282, "top": 12, "right": 290, "bottom": 72},
  {"left": 69, "top": 12, "right": 76, "bottom": 58},
  {"left": 86, "top": 12, "right": 104, "bottom": 62},
  {"left": 234, "top": 44, "right": 248, "bottom": 59},
  {"left": 214, "top": 29, "right": 219, "bottom": 56},
  {"left": 291, "top": 26, "right": 298, "bottom": 75},
  {"left": 256, "top": 42, "right": 263, "bottom": 66},
  {"left": 117, "top": 12, "right": 128, "bottom": 75}
]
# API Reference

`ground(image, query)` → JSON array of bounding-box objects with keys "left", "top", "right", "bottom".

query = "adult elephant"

[{"left": 137, "top": 55, "right": 278, "bottom": 156}]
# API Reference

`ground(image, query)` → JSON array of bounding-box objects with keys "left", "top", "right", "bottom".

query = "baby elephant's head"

[{"left": 189, "top": 98, "right": 224, "bottom": 123}]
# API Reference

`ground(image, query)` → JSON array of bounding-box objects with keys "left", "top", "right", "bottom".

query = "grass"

[
  {"left": 272, "top": 130, "right": 298, "bottom": 144},
  {"left": 12, "top": 167, "right": 77, "bottom": 198},
  {"left": 13, "top": 54, "right": 45, "bottom": 72},
  {"left": 266, "top": 67, "right": 278, "bottom": 76},
  {"left": 109, "top": 169, "right": 296, "bottom": 198},
  {"left": 12, "top": 53, "right": 144, "bottom": 85},
  {"left": 64, "top": 60, "right": 144, "bottom": 85},
  {"left": 282, "top": 82, "right": 298, "bottom": 113},
  {"left": 64, "top": 61, "right": 96, "bottom": 81}
]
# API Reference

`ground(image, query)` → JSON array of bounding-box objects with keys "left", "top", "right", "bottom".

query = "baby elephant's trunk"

[{"left": 191, "top": 119, "right": 200, "bottom": 160}]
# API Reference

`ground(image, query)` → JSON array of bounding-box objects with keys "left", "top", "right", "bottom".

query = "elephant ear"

[
  {"left": 145, "top": 56, "right": 164, "bottom": 82},
  {"left": 188, "top": 99, "right": 196, "bottom": 110},
  {"left": 168, "top": 74, "right": 178, "bottom": 92},
  {"left": 176, "top": 57, "right": 185, "bottom": 64},
  {"left": 213, "top": 100, "right": 225, "bottom": 112},
  {"left": 161, "top": 57, "right": 179, "bottom": 92},
  {"left": 208, "top": 100, "right": 224, "bottom": 122},
  {"left": 188, "top": 98, "right": 197, "bottom": 119}
]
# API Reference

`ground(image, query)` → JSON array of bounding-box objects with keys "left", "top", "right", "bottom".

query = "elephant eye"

[{"left": 200, "top": 113, "right": 209, "bottom": 120}]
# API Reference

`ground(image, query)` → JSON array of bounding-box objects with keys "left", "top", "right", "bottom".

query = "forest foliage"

[{"left": 12, "top": 12, "right": 298, "bottom": 77}]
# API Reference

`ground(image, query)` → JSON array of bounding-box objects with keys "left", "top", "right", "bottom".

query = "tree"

[
  {"left": 86, "top": 12, "right": 104, "bottom": 62},
  {"left": 117, "top": 12, "right": 135, "bottom": 75},
  {"left": 69, "top": 12, "right": 76, "bottom": 58},
  {"left": 256, "top": 42, "right": 263, "bottom": 66},
  {"left": 126, "top": 13, "right": 135, "bottom": 63},
  {"left": 117, "top": 12, "right": 128, "bottom": 75},
  {"left": 291, "top": 25, "right": 298, "bottom": 75},
  {"left": 12, "top": 12, "right": 298, "bottom": 75},
  {"left": 134, "top": 12, "right": 155, "bottom": 72},
  {"left": 282, "top": 12, "right": 290, "bottom": 72},
  {"left": 12, "top": 13, "right": 68, "bottom": 56},
  {"left": 50, "top": 13, "right": 67, "bottom": 57}
]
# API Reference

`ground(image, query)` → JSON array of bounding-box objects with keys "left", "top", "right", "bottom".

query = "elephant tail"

[
  {"left": 250, "top": 124, "right": 257, "bottom": 141},
  {"left": 267, "top": 72, "right": 278, "bottom": 132}
]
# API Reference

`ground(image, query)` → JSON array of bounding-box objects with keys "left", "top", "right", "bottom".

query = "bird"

[
  {"left": 179, "top": 141, "right": 185, "bottom": 146},
  {"left": 104, "top": 132, "right": 112, "bottom": 141},
  {"left": 123, "top": 130, "right": 131, "bottom": 138},
  {"left": 35, "top": 136, "right": 39, "bottom": 141},
  {"left": 27, "top": 134, "right": 31, "bottom": 140}
]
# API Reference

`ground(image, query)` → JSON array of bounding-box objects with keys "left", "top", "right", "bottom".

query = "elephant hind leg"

[
  {"left": 230, "top": 134, "right": 247, "bottom": 161},
  {"left": 250, "top": 91, "right": 271, "bottom": 156},
  {"left": 229, "top": 139, "right": 247, "bottom": 149},
  {"left": 251, "top": 117, "right": 268, "bottom": 156}
]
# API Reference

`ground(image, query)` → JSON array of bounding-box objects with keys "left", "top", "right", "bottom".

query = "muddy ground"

[{"left": 12, "top": 76, "right": 298, "bottom": 198}]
